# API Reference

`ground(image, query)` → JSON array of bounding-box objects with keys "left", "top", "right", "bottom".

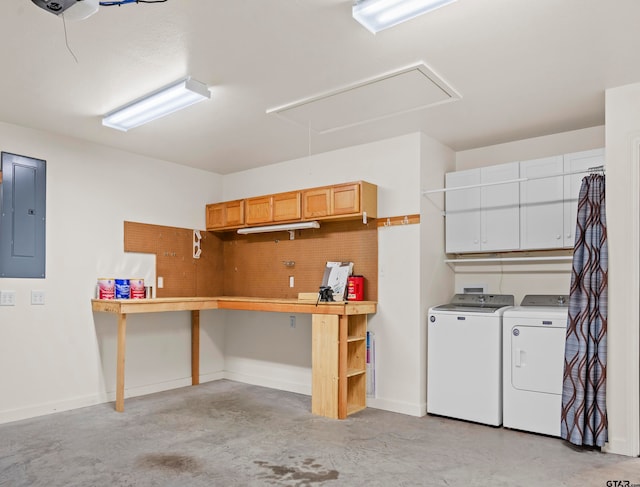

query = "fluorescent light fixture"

[
  {"left": 237, "top": 221, "right": 320, "bottom": 240},
  {"left": 353, "top": 0, "right": 457, "bottom": 33},
  {"left": 102, "top": 77, "right": 211, "bottom": 131}
]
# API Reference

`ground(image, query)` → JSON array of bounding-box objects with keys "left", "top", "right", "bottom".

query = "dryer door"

[{"left": 510, "top": 325, "right": 566, "bottom": 394}]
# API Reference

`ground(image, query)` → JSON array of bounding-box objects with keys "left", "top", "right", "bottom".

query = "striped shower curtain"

[{"left": 560, "top": 174, "right": 608, "bottom": 447}]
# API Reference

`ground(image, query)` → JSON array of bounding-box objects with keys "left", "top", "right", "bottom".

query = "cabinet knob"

[
  {"left": 474, "top": 239, "right": 479, "bottom": 244},
  {"left": 482, "top": 240, "right": 487, "bottom": 244},
  {"left": 556, "top": 235, "right": 561, "bottom": 239},
  {"left": 567, "top": 234, "right": 571, "bottom": 238}
]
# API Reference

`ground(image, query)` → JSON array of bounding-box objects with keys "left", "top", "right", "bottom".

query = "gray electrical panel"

[{"left": 0, "top": 152, "right": 46, "bottom": 278}]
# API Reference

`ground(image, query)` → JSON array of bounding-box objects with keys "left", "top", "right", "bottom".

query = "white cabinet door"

[
  {"left": 563, "top": 148, "right": 605, "bottom": 247},
  {"left": 445, "top": 169, "right": 481, "bottom": 253},
  {"left": 519, "top": 156, "right": 564, "bottom": 249},
  {"left": 480, "top": 162, "right": 520, "bottom": 251}
]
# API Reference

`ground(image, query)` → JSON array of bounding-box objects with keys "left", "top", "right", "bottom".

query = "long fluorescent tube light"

[
  {"left": 353, "top": 0, "right": 457, "bottom": 33},
  {"left": 102, "top": 77, "right": 211, "bottom": 131},
  {"left": 237, "top": 221, "right": 320, "bottom": 236}
]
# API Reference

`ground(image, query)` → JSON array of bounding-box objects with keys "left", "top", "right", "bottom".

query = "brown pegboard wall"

[
  {"left": 124, "top": 221, "right": 224, "bottom": 297},
  {"left": 220, "top": 219, "right": 378, "bottom": 300},
  {"left": 123, "top": 219, "right": 377, "bottom": 300}
]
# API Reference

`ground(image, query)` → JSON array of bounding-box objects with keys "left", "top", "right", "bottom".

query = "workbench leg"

[
  {"left": 115, "top": 313, "right": 127, "bottom": 412},
  {"left": 338, "top": 314, "right": 349, "bottom": 419},
  {"left": 191, "top": 310, "right": 200, "bottom": 385}
]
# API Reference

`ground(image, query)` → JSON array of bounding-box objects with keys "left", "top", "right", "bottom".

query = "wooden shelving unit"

[{"left": 312, "top": 312, "right": 368, "bottom": 419}]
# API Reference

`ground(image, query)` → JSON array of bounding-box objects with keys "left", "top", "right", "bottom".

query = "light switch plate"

[
  {"left": 31, "top": 290, "right": 45, "bottom": 305},
  {"left": 0, "top": 290, "right": 16, "bottom": 306}
]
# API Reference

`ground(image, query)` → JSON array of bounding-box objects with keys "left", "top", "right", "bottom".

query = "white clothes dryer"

[
  {"left": 502, "top": 295, "right": 569, "bottom": 437},
  {"left": 428, "top": 294, "right": 514, "bottom": 426}
]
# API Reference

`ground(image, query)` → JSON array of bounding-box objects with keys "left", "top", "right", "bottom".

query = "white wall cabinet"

[
  {"left": 519, "top": 149, "right": 605, "bottom": 250},
  {"left": 519, "top": 156, "right": 565, "bottom": 249},
  {"left": 445, "top": 161, "right": 520, "bottom": 253},
  {"left": 446, "top": 149, "right": 604, "bottom": 254},
  {"left": 563, "top": 149, "right": 605, "bottom": 247}
]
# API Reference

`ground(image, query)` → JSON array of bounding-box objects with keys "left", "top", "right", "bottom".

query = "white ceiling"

[{"left": 1, "top": 0, "right": 639, "bottom": 174}]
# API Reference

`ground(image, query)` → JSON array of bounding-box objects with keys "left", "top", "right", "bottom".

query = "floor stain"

[
  {"left": 255, "top": 458, "right": 339, "bottom": 485},
  {"left": 136, "top": 453, "right": 201, "bottom": 473}
]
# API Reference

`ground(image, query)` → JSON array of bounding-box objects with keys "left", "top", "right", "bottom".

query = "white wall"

[
  {"left": 0, "top": 121, "right": 226, "bottom": 423},
  {"left": 223, "top": 133, "right": 453, "bottom": 415},
  {"left": 420, "top": 133, "right": 456, "bottom": 412},
  {"left": 456, "top": 126, "right": 605, "bottom": 170},
  {"left": 604, "top": 84, "right": 640, "bottom": 457}
]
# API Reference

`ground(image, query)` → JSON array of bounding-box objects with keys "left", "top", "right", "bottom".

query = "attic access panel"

[{"left": 267, "top": 63, "right": 460, "bottom": 133}]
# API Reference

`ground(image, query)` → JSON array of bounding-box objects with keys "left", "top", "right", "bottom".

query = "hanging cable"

[
  {"left": 62, "top": 14, "right": 79, "bottom": 63},
  {"left": 99, "top": 0, "right": 168, "bottom": 6}
]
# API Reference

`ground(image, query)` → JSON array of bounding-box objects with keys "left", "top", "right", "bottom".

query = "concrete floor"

[{"left": 1, "top": 380, "right": 638, "bottom": 487}]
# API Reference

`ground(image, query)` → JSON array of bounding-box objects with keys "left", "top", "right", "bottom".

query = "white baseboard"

[
  {"left": 0, "top": 393, "right": 104, "bottom": 425},
  {"left": 199, "top": 371, "right": 226, "bottom": 384},
  {"left": 0, "top": 374, "right": 225, "bottom": 426},
  {"left": 366, "top": 396, "right": 426, "bottom": 417},
  {"left": 223, "top": 371, "right": 311, "bottom": 396},
  {"left": 0, "top": 373, "right": 426, "bottom": 426},
  {"left": 603, "top": 436, "right": 640, "bottom": 457}
]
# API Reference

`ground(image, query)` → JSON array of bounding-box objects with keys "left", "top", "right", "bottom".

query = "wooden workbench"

[{"left": 91, "top": 297, "right": 376, "bottom": 419}]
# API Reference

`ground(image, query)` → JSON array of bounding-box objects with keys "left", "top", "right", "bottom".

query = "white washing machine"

[
  {"left": 427, "top": 294, "right": 514, "bottom": 426},
  {"left": 502, "top": 295, "right": 569, "bottom": 437}
]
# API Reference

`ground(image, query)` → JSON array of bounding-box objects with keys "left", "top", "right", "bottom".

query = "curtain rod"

[{"left": 422, "top": 165, "right": 605, "bottom": 195}]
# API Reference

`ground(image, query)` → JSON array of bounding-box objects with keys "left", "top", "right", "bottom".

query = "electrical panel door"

[{"left": 0, "top": 152, "right": 46, "bottom": 278}]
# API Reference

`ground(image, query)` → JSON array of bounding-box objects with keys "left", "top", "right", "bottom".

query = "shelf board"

[
  {"left": 445, "top": 255, "right": 572, "bottom": 264},
  {"left": 347, "top": 335, "right": 366, "bottom": 343},
  {"left": 347, "top": 368, "right": 366, "bottom": 378}
]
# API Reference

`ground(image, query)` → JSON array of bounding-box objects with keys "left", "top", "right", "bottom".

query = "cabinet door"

[
  {"left": 303, "top": 188, "right": 331, "bottom": 218},
  {"left": 519, "top": 156, "right": 564, "bottom": 249},
  {"left": 225, "top": 200, "right": 245, "bottom": 227},
  {"left": 206, "top": 203, "right": 225, "bottom": 229},
  {"left": 563, "top": 149, "right": 605, "bottom": 247},
  {"left": 273, "top": 191, "right": 301, "bottom": 222},
  {"left": 480, "top": 162, "right": 520, "bottom": 251},
  {"left": 332, "top": 183, "right": 360, "bottom": 215},
  {"left": 246, "top": 196, "right": 273, "bottom": 225},
  {"left": 445, "top": 169, "right": 481, "bottom": 253}
]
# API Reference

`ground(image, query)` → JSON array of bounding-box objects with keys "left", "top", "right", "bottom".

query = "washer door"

[{"left": 510, "top": 325, "right": 566, "bottom": 394}]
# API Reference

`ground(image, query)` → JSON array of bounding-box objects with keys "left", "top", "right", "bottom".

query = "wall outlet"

[
  {"left": 157, "top": 276, "right": 164, "bottom": 289},
  {"left": 289, "top": 276, "right": 294, "bottom": 288},
  {"left": 31, "top": 290, "right": 45, "bottom": 305},
  {"left": 0, "top": 290, "right": 16, "bottom": 306},
  {"left": 289, "top": 315, "right": 296, "bottom": 329}
]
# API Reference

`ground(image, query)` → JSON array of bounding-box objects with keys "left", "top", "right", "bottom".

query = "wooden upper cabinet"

[
  {"left": 246, "top": 191, "right": 302, "bottom": 225},
  {"left": 206, "top": 199, "right": 244, "bottom": 230},
  {"left": 207, "top": 181, "right": 377, "bottom": 231},
  {"left": 225, "top": 200, "right": 245, "bottom": 227},
  {"left": 206, "top": 203, "right": 225, "bottom": 229},
  {"left": 332, "top": 183, "right": 360, "bottom": 215},
  {"left": 246, "top": 196, "right": 273, "bottom": 225},
  {"left": 273, "top": 191, "right": 301, "bottom": 221},
  {"left": 303, "top": 181, "right": 377, "bottom": 220},
  {"left": 303, "top": 188, "right": 331, "bottom": 218}
]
